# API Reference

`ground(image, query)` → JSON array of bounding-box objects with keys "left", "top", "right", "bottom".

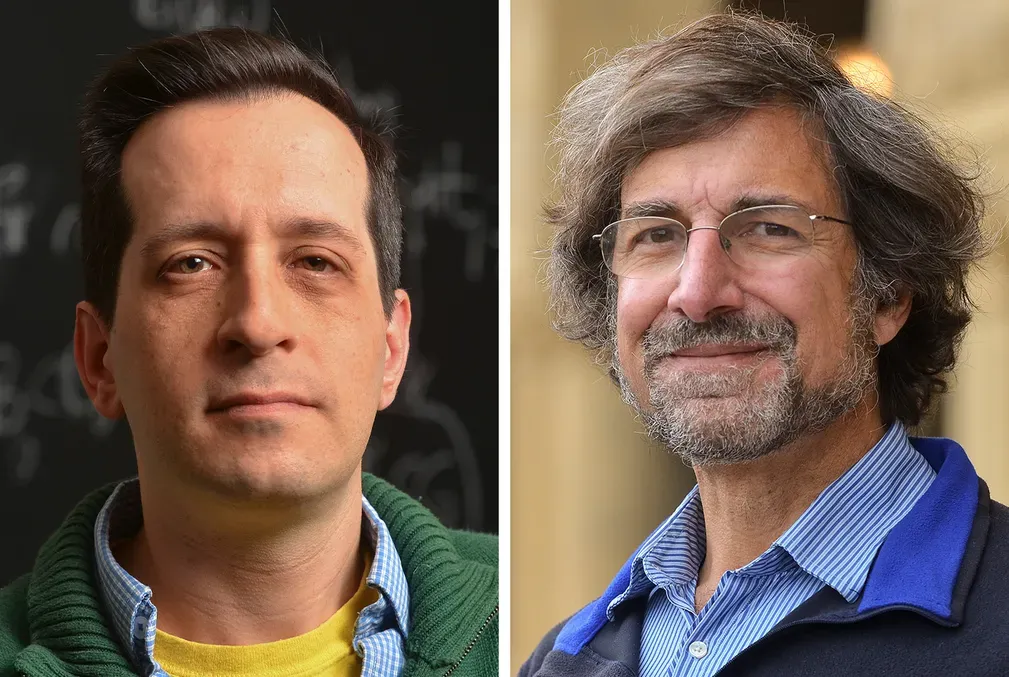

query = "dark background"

[
  {"left": 734, "top": 0, "right": 866, "bottom": 42},
  {"left": 0, "top": 0, "right": 498, "bottom": 584}
]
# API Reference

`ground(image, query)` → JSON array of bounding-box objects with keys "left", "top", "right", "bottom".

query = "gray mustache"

[{"left": 641, "top": 314, "right": 797, "bottom": 365}]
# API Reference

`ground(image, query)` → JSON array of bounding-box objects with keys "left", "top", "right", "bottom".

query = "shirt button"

[{"left": 688, "top": 641, "right": 709, "bottom": 659}]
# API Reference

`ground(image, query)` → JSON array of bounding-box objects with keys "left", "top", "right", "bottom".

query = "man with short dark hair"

[
  {"left": 0, "top": 28, "right": 497, "bottom": 677},
  {"left": 521, "top": 12, "right": 1008, "bottom": 677}
]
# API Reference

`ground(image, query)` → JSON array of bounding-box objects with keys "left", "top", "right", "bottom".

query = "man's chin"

[
  {"left": 647, "top": 361, "right": 784, "bottom": 401},
  {"left": 648, "top": 389, "right": 767, "bottom": 413},
  {"left": 171, "top": 445, "right": 349, "bottom": 504},
  {"left": 188, "top": 466, "right": 321, "bottom": 503}
]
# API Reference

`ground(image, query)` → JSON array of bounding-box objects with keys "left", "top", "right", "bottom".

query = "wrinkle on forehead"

[{"left": 619, "top": 106, "right": 845, "bottom": 223}]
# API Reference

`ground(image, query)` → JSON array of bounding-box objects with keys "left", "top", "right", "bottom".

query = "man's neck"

[
  {"left": 691, "top": 401, "right": 889, "bottom": 612},
  {"left": 114, "top": 474, "right": 365, "bottom": 645}
]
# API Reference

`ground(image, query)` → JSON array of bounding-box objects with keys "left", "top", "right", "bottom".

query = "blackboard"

[{"left": 0, "top": 0, "right": 498, "bottom": 585}]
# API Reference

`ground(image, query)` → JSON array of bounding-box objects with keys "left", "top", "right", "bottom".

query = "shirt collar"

[
  {"left": 93, "top": 480, "right": 156, "bottom": 669},
  {"left": 776, "top": 422, "right": 935, "bottom": 601},
  {"left": 93, "top": 478, "right": 409, "bottom": 674},
  {"left": 605, "top": 486, "right": 703, "bottom": 619},
  {"left": 361, "top": 493, "right": 411, "bottom": 635}
]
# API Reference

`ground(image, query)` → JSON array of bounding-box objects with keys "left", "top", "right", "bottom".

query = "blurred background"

[
  {"left": 512, "top": 0, "right": 1009, "bottom": 669},
  {"left": 0, "top": 1, "right": 498, "bottom": 585}
]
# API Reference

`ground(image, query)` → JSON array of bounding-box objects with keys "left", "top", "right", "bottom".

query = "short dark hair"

[
  {"left": 547, "top": 11, "right": 990, "bottom": 427},
  {"left": 79, "top": 27, "right": 402, "bottom": 322}
]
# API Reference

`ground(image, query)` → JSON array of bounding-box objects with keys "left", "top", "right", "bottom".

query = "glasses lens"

[
  {"left": 601, "top": 217, "right": 687, "bottom": 279},
  {"left": 719, "top": 206, "right": 814, "bottom": 268}
]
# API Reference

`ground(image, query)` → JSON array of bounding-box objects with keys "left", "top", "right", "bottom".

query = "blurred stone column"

[
  {"left": 511, "top": 0, "right": 713, "bottom": 670},
  {"left": 868, "top": 0, "right": 1009, "bottom": 499}
]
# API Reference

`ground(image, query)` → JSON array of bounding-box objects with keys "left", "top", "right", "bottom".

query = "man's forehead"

[
  {"left": 120, "top": 94, "right": 370, "bottom": 238},
  {"left": 124, "top": 93, "right": 364, "bottom": 165},
  {"left": 619, "top": 108, "right": 839, "bottom": 216}
]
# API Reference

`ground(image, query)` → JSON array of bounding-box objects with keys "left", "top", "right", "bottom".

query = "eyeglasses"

[{"left": 592, "top": 204, "right": 852, "bottom": 279}]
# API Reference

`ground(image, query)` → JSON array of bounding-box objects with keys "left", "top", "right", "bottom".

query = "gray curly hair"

[{"left": 546, "top": 11, "right": 990, "bottom": 427}]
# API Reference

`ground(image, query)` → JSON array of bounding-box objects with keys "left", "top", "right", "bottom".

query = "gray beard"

[{"left": 615, "top": 305, "right": 877, "bottom": 467}]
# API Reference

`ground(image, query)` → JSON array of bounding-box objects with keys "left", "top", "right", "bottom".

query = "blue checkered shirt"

[
  {"left": 94, "top": 479, "right": 409, "bottom": 676},
  {"left": 609, "top": 422, "right": 936, "bottom": 677}
]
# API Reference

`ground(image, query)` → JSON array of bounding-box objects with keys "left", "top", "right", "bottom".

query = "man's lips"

[
  {"left": 207, "top": 392, "right": 315, "bottom": 413},
  {"left": 668, "top": 344, "right": 770, "bottom": 358}
]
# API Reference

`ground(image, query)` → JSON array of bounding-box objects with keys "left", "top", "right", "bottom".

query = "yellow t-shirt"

[{"left": 153, "top": 558, "right": 378, "bottom": 677}]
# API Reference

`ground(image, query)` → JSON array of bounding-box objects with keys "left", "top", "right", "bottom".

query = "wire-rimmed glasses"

[{"left": 592, "top": 204, "right": 852, "bottom": 279}]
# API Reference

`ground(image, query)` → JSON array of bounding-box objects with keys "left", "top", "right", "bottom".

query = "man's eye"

[
  {"left": 299, "top": 256, "right": 334, "bottom": 272},
  {"left": 753, "top": 222, "right": 798, "bottom": 238},
  {"left": 645, "top": 227, "right": 675, "bottom": 243},
  {"left": 175, "top": 256, "right": 212, "bottom": 274},
  {"left": 631, "top": 226, "right": 677, "bottom": 247}
]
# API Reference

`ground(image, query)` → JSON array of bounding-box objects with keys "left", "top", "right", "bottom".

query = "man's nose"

[
  {"left": 216, "top": 257, "right": 299, "bottom": 356},
  {"left": 664, "top": 227, "right": 744, "bottom": 323}
]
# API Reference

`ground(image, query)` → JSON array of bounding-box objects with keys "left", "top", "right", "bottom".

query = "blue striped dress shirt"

[
  {"left": 93, "top": 479, "right": 410, "bottom": 677},
  {"left": 607, "top": 422, "right": 936, "bottom": 677}
]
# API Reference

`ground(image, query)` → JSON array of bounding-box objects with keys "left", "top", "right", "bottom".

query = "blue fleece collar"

[
  {"left": 857, "top": 437, "right": 978, "bottom": 619},
  {"left": 554, "top": 437, "right": 979, "bottom": 656}
]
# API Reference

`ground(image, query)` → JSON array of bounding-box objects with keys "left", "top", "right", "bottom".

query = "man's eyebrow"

[
  {"left": 620, "top": 199, "right": 682, "bottom": 220},
  {"left": 280, "top": 217, "right": 366, "bottom": 254},
  {"left": 620, "top": 193, "right": 818, "bottom": 221},
  {"left": 138, "top": 221, "right": 229, "bottom": 258},
  {"left": 138, "top": 217, "right": 367, "bottom": 258},
  {"left": 729, "top": 193, "right": 817, "bottom": 214}
]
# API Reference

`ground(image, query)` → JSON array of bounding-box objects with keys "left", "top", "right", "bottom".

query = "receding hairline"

[
  {"left": 116, "top": 89, "right": 374, "bottom": 264},
  {"left": 121, "top": 86, "right": 367, "bottom": 163}
]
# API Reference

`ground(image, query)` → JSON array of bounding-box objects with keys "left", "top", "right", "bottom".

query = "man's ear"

[
  {"left": 74, "top": 301, "right": 124, "bottom": 420},
  {"left": 378, "top": 290, "right": 411, "bottom": 411},
  {"left": 873, "top": 287, "right": 913, "bottom": 348}
]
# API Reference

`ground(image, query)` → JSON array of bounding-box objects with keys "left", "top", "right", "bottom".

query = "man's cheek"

[{"left": 618, "top": 290, "right": 664, "bottom": 344}]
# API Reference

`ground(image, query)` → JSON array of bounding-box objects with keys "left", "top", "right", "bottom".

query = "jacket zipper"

[{"left": 442, "top": 604, "right": 499, "bottom": 677}]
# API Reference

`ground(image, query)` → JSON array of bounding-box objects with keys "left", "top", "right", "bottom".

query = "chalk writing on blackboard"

[
  {"left": 26, "top": 344, "right": 116, "bottom": 436},
  {"left": 406, "top": 141, "right": 496, "bottom": 284},
  {"left": 0, "top": 341, "right": 119, "bottom": 484},
  {"left": 1, "top": 343, "right": 41, "bottom": 487},
  {"left": 0, "top": 162, "right": 81, "bottom": 258},
  {"left": 0, "top": 343, "right": 30, "bottom": 438},
  {"left": 0, "top": 163, "right": 33, "bottom": 258},
  {"left": 50, "top": 204, "right": 80, "bottom": 256},
  {"left": 4, "top": 435, "right": 39, "bottom": 487},
  {"left": 364, "top": 139, "right": 496, "bottom": 529},
  {"left": 131, "top": 0, "right": 272, "bottom": 33}
]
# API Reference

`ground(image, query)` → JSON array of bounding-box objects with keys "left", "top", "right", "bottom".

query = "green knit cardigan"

[{"left": 0, "top": 474, "right": 498, "bottom": 676}]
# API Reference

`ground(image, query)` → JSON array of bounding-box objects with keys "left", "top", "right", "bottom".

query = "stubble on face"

[{"left": 615, "top": 290, "right": 878, "bottom": 466}]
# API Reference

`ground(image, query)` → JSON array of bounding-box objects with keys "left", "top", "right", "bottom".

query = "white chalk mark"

[
  {"left": 50, "top": 203, "right": 80, "bottom": 255},
  {"left": 132, "top": 0, "right": 271, "bottom": 33},
  {"left": 398, "top": 359, "right": 484, "bottom": 527},
  {"left": 0, "top": 340, "right": 118, "bottom": 469},
  {"left": 11, "top": 435, "right": 40, "bottom": 485},
  {"left": 0, "top": 163, "right": 33, "bottom": 258},
  {"left": 26, "top": 343, "right": 117, "bottom": 437},
  {"left": 404, "top": 142, "right": 497, "bottom": 283},
  {"left": 0, "top": 343, "right": 30, "bottom": 438}
]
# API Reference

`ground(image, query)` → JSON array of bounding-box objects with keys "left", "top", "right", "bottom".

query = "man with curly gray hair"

[{"left": 520, "top": 11, "right": 1009, "bottom": 677}]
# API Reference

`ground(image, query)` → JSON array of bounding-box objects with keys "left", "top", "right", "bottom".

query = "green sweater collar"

[
  {"left": 15, "top": 474, "right": 497, "bottom": 676},
  {"left": 361, "top": 474, "right": 498, "bottom": 671}
]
